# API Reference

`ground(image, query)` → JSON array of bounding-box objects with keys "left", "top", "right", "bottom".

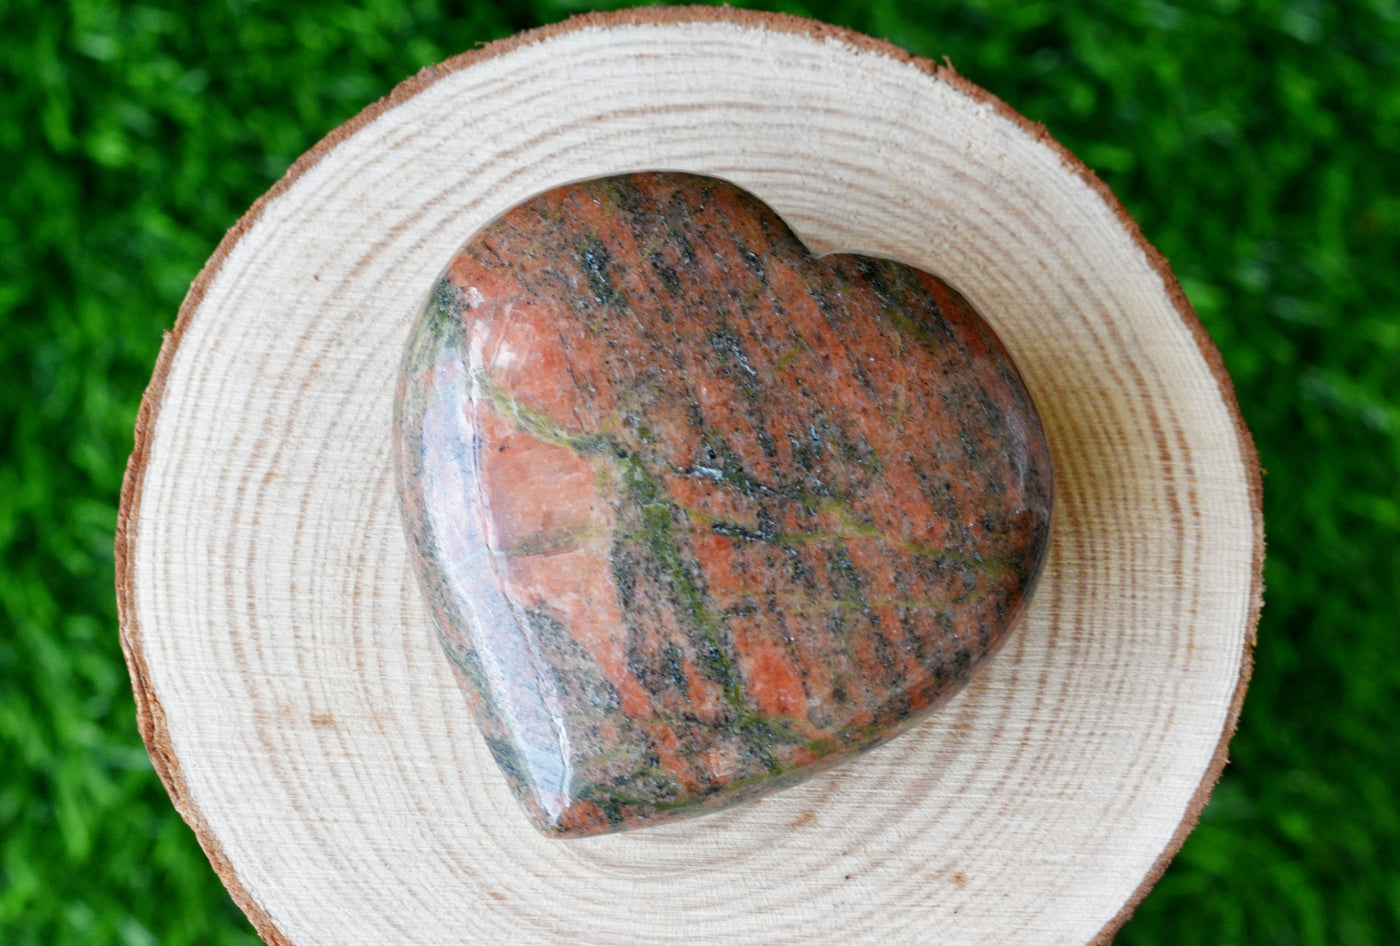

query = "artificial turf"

[{"left": 2, "top": 0, "right": 1397, "bottom": 943}]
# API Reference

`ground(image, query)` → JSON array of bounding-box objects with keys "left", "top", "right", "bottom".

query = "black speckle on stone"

[
  {"left": 726, "top": 598, "right": 760, "bottom": 618},
  {"left": 611, "top": 546, "right": 639, "bottom": 609},
  {"left": 574, "top": 236, "right": 622, "bottom": 308},
  {"left": 428, "top": 278, "right": 464, "bottom": 322},
  {"left": 756, "top": 429, "right": 776, "bottom": 459},
  {"left": 741, "top": 248, "right": 766, "bottom": 282},
  {"left": 662, "top": 644, "right": 689, "bottom": 697},
  {"left": 650, "top": 252, "right": 683, "bottom": 298},
  {"left": 951, "top": 645, "right": 973, "bottom": 677}
]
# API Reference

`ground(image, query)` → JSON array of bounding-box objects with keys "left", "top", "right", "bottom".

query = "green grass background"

[{"left": 2, "top": 0, "right": 1397, "bottom": 942}]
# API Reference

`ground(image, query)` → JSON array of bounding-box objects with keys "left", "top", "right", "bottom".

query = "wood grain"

[{"left": 117, "top": 8, "right": 1261, "bottom": 945}]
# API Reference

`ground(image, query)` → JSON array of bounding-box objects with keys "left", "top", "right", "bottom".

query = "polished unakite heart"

[{"left": 394, "top": 172, "right": 1052, "bottom": 837}]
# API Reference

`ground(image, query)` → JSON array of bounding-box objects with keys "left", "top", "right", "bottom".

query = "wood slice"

[{"left": 117, "top": 8, "right": 1262, "bottom": 945}]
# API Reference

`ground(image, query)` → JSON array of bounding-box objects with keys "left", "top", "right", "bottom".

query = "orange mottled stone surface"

[{"left": 394, "top": 172, "right": 1052, "bottom": 837}]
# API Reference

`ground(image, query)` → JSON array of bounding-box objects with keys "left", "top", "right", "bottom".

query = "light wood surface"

[{"left": 117, "top": 8, "right": 1262, "bottom": 945}]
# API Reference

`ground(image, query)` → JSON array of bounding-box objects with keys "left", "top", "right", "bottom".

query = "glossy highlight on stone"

[{"left": 394, "top": 172, "right": 1053, "bottom": 837}]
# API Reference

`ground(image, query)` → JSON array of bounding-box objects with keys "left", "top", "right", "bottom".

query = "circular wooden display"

[{"left": 117, "top": 9, "right": 1261, "bottom": 945}]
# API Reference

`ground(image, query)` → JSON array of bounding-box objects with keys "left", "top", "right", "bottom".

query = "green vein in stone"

[
  {"left": 497, "top": 526, "right": 612, "bottom": 557},
  {"left": 476, "top": 379, "right": 1020, "bottom": 577},
  {"left": 882, "top": 305, "right": 946, "bottom": 353},
  {"left": 666, "top": 493, "right": 1017, "bottom": 574},
  {"left": 618, "top": 455, "right": 747, "bottom": 714},
  {"left": 504, "top": 698, "right": 888, "bottom": 802},
  {"left": 613, "top": 458, "right": 793, "bottom": 774},
  {"left": 475, "top": 370, "right": 616, "bottom": 455},
  {"left": 849, "top": 257, "right": 948, "bottom": 353},
  {"left": 773, "top": 334, "right": 811, "bottom": 369},
  {"left": 716, "top": 590, "right": 977, "bottom": 615}
]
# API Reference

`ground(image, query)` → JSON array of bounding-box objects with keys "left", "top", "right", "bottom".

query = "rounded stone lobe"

[{"left": 394, "top": 172, "right": 1053, "bottom": 837}]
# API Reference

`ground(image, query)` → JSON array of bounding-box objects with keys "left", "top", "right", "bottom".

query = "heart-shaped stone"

[{"left": 395, "top": 172, "right": 1052, "bottom": 837}]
